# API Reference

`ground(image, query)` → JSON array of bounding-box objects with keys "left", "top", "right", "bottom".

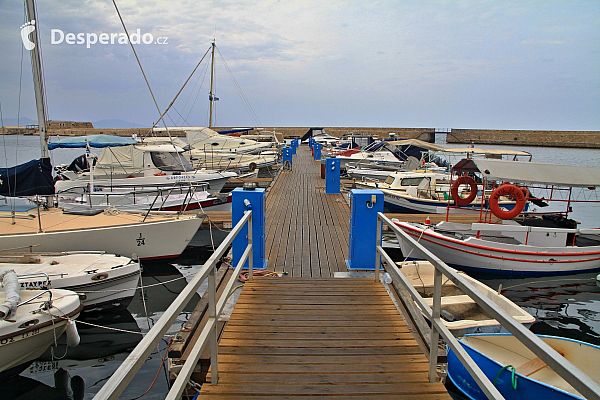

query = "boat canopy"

[
  {"left": 48, "top": 135, "right": 137, "bottom": 150},
  {"left": 385, "top": 139, "right": 448, "bottom": 152},
  {"left": 454, "top": 158, "right": 600, "bottom": 187},
  {"left": 0, "top": 158, "right": 55, "bottom": 196}
]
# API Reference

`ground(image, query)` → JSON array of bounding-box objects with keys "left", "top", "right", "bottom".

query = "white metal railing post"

[
  {"left": 375, "top": 215, "right": 382, "bottom": 282},
  {"left": 247, "top": 209, "right": 253, "bottom": 281},
  {"left": 428, "top": 265, "right": 442, "bottom": 382},
  {"left": 208, "top": 257, "right": 218, "bottom": 384}
]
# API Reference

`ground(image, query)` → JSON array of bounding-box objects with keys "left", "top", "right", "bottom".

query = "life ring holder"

[
  {"left": 489, "top": 183, "right": 527, "bottom": 219},
  {"left": 451, "top": 176, "right": 478, "bottom": 206}
]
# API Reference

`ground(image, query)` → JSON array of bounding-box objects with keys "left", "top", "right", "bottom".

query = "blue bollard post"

[
  {"left": 314, "top": 142, "right": 322, "bottom": 160},
  {"left": 346, "top": 189, "right": 384, "bottom": 270},
  {"left": 309, "top": 137, "right": 314, "bottom": 150},
  {"left": 282, "top": 147, "right": 293, "bottom": 171},
  {"left": 325, "top": 158, "right": 340, "bottom": 194},
  {"left": 290, "top": 138, "right": 297, "bottom": 155},
  {"left": 232, "top": 187, "right": 267, "bottom": 270}
]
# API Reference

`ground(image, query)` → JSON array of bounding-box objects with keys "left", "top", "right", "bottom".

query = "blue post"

[
  {"left": 314, "top": 142, "right": 322, "bottom": 160},
  {"left": 290, "top": 138, "right": 297, "bottom": 155},
  {"left": 325, "top": 158, "right": 340, "bottom": 194},
  {"left": 232, "top": 187, "right": 267, "bottom": 269},
  {"left": 309, "top": 137, "right": 314, "bottom": 150},
  {"left": 346, "top": 189, "right": 384, "bottom": 270},
  {"left": 282, "top": 147, "right": 293, "bottom": 171}
]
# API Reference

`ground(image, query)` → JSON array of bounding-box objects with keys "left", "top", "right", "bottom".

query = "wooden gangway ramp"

[
  {"left": 265, "top": 146, "right": 350, "bottom": 277},
  {"left": 194, "top": 146, "right": 450, "bottom": 398},
  {"left": 198, "top": 278, "right": 450, "bottom": 399}
]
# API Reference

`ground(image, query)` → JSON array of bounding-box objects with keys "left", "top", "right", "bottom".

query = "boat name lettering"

[
  {"left": 29, "top": 361, "right": 59, "bottom": 373},
  {"left": 0, "top": 336, "right": 15, "bottom": 345},
  {"left": 20, "top": 280, "right": 48, "bottom": 288},
  {"left": 21, "top": 328, "right": 40, "bottom": 339},
  {"left": 166, "top": 175, "right": 194, "bottom": 181}
]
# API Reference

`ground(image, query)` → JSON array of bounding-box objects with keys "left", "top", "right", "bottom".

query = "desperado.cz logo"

[{"left": 20, "top": 19, "right": 167, "bottom": 50}]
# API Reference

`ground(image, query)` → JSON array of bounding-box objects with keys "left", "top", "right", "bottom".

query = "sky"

[{"left": 0, "top": 0, "right": 598, "bottom": 131}]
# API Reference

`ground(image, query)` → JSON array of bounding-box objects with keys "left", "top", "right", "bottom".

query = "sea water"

[{"left": 1, "top": 135, "right": 599, "bottom": 399}]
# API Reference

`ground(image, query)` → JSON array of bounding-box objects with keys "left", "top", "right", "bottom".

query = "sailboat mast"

[
  {"left": 208, "top": 40, "right": 215, "bottom": 128},
  {"left": 25, "top": 0, "right": 49, "bottom": 159}
]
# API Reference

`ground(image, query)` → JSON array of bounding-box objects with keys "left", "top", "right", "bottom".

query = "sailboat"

[{"left": 0, "top": 0, "right": 203, "bottom": 263}]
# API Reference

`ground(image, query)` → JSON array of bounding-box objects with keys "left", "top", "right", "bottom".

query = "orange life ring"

[
  {"left": 489, "top": 184, "right": 527, "bottom": 219},
  {"left": 520, "top": 186, "right": 530, "bottom": 201},
  {"left": 451, "top": 176, "right": 478, "bottom": 206},
  {"left": 420, "top": 158, "right": 426, "bottom": 167}
]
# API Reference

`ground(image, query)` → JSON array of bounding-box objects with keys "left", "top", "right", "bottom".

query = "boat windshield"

[
  {"left": 401, "top": 177, "right": 428, "bottom": 187},
  {"left": 151, "top": 152, "right": 195, "bottom": 172}
]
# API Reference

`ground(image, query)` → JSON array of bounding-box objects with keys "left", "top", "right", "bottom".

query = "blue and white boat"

[{"left": 447, "top": 333, "right": 600, "bottom": 400}]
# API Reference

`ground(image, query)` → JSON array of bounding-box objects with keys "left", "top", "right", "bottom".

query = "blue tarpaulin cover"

[
  {"left": 48, "top": 135, "right": 137, "bottom": 150},
  {"left": 0, "top": 158, "right": 55, "bottom": 196}
]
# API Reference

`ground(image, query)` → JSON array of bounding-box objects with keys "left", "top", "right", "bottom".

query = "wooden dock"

[{"left": 193, "top": 146, "right": 450, "bottom": 399}]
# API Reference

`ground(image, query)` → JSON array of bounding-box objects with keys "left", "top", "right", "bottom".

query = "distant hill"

[
  {"left": 1, "top": 117, "right": 37, "bottom": 127},
  {"left": 93, "top": 119, "right": 146, "bottom": 129}
]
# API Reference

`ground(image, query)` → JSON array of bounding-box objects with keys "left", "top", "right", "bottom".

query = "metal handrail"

[
  {"left": 376, "top": 212, "right": 600, "bottom": 400},
  {"left": 93, "top": 209, "right": 254, "bottom": 400}
]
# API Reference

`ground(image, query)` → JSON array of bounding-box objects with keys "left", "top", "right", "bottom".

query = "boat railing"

[
  {"left": 93, "top": 208, "right": 254, "bottom": 400},
  {"left": 376, "top": 212, "right": 600, "bottom": 400}
]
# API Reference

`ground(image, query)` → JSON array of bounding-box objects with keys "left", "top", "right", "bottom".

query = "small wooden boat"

[
  {"left": 397, "top": 261, "right": 535, "bottom": 337},
  {"left": 447, "top": 333, "right": 600, "bottom": 400}
]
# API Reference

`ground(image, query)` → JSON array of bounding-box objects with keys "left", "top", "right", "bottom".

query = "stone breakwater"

[
  {"left": 4, "top": 126, "right": 599, "bottom": 148},
  {"left": 446, "top": 129, "right": 600, "bottom": 149}
]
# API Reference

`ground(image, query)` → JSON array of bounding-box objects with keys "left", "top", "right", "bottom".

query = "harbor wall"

[
  {"left": 3, "top": 125, "right": 599, "bottom": 148},
  {"left": 446, "top": 129, "right": 600, "bottom": 149}
]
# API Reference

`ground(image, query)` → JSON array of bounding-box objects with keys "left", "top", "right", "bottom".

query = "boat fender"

[
  {"left": 450, "top": 176, "right": 478, "bottom": 206},
  {"left": 489, "top": 184, "right": 527, "bottom": 219},
  {"left": 66, "top": 319, "right": 80, "bottom": 347}
]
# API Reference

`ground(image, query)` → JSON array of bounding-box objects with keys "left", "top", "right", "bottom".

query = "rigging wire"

[
  {"left": 111, "top": 0, "right": 173, "bottom": 144},
  {"left": 215, "top": 45, "right": 263, "bottom": 128}
]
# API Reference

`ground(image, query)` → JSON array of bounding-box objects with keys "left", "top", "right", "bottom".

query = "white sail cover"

[{"left": 0, "top": 269, "right": 20, "bottom": 320}]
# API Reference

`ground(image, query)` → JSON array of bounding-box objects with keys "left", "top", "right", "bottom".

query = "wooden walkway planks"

[
  {"left": 264, "top": 146, "right": 350, "bottom": 277},
  {"left": 198, "top": 279, "right": 450, "bottom": 399}
]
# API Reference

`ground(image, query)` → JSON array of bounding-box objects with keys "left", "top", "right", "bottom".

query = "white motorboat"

[
  {"left": 54, "top": 142, "right": 237, "bottom": 195},
  {"left": 357, "top": 169, "right": 521, "bottom": 214},
  {"left": 0, "top": 269, "right": 82, "bottom": 381},
  {"left": 57, "top": 182, "right": 231, "bottom": 213},
  {"left": 393, "top": 159, "right": 600, "bottom": 275},
  {"left": 396, "top": 260, "right": 535, "bottom": 337},
  {"left": 1, "top": 252, "right": 140, "bottom": 313}
]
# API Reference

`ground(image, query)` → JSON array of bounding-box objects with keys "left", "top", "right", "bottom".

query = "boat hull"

[
  {"left": 395, "top": 221, "right": 600, "bottom": 275},
  {"left": 0, "top": 216, "right": 203, "bottom": 262},
  {"left": 447, "top": 333, "right": 600, "bottom": 400},
  {"left": 0, "top": 289, "right": 82, "bottom": 381},
  {"left": 12, "top": 253, "right": 140, "bottom": 312}
]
